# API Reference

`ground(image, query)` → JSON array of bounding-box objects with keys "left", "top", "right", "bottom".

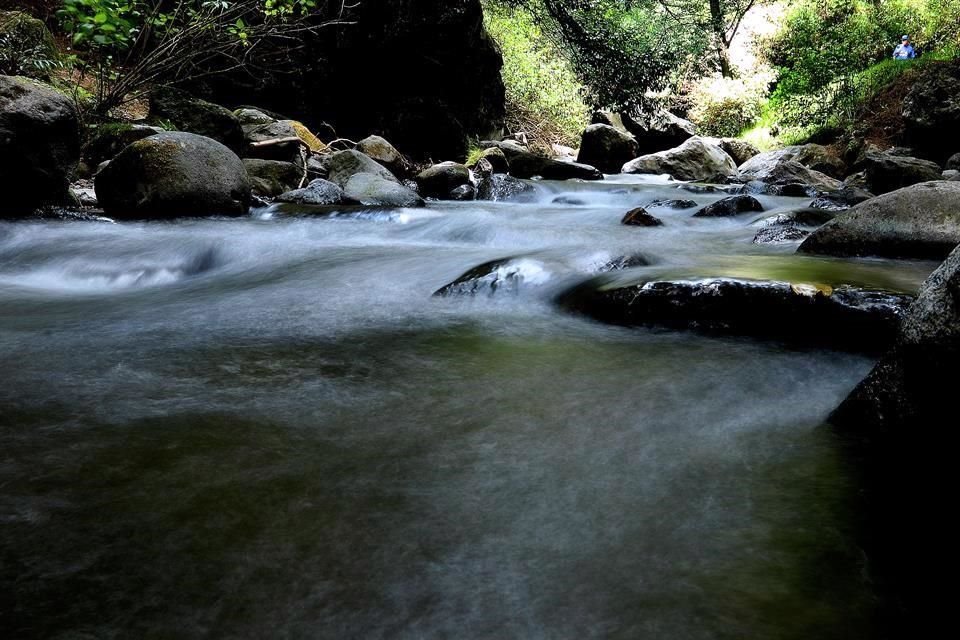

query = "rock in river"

[
  {"left": 622, "top": 137, "right": 737, "bottom": 182},
  {"left": 693, "top": 195, "right": 764, "bottom": 218},
  {"left": 343, "top": 173, "right": 424, "bottom": 208},
  {"left": 557, "top": 276, "right": 913, "bottom": 352},
  {"left": 434, "top": 257, "right": 550, "bottom": 296},
  {"left": 95, "top": 132, "right": 251, "bottom": 218},
  {"left": 577, "top": 123, "right": 639, "bottom": 174},
  {"left": 798, "top": 181, "right": 960, "bottom": 260},
  {"left": 621, "top": 207, "right": 664, "bottom": 227}
]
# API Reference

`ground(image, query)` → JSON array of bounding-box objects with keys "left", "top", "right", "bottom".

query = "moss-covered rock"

[
  {"left": 150, "top": 87, "right": 244, "bottom": 153},
  {"left": 0, "top": 11, "right": 58, "bottom": 80}
]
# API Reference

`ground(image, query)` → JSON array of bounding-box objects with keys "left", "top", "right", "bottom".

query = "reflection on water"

[{"left": 0, "top": 176, "right": 931, "bottom": 638}]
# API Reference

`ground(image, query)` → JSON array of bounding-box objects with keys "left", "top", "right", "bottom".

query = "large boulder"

[
  {"left": 322, "top": 150, "right": 399, "bottom": 187},
  {"left": 193, "top": 0, "right": 505, "bottom": 160},
  {"left": 621, "top": 137, "right": 737, "bottom": 182},
  {"left": 736, "top": 149, "right": 843, "bottom": 192},
  {"left": 84, "top": 123, "right": 163, "bottom": 167},
  {"left": 482, "top": 140, "right": 602, "bottom": 180},
  {"left": 798, "top": 181, "right": 960, "bottom": 260},
  {"left": 343, "top": 173, "right": 424, "bottom": 208},
  {"left": 620, "top": 109, "right": 697, "bottom": 154},
  {"left": 0, "top": 75, "right": 80, "bottom": 215},
  {"left": 149, "top": 87, "right": 244, "bottom": 153},
  {"left": 558, "top": 276, "right": 912, "bottom": 353},
  {"left": 855, "top": 150, "right": 943, "bottom": 195},
  {"left": 0, "top": 11, "right": 58, "bottom": 80},
  {"left": 415, "top": 162, "right": 471, "bottom": 199},
  {"left": 827, "top": 244, "right": 960, "bottom": 631},
  {"left": 95, "top": 132, "right": 251, "bottom": 218},
  {"left": 902, "top": 59, "right": 960, "bottom": 161},
  {"left": 717, "top": 138, "right": 760, "bottom": 167},
  {"left": 577, "top": 124, "right": 638, "bottom": 174}
]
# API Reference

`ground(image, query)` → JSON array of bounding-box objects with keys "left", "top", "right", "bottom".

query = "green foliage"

[
  {"left": 0, "top": 12, "right": 62, "bottom": 78},
  {"left": 483, "top": 1, "right": 590, "bottom": 147},
  {"left": 57, "top": 0, "right": 142, "bottom": 51},
  {"left": 688, "top": 72, "right": 772, "bottom": 137}
]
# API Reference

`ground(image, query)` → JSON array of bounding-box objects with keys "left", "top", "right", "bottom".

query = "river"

[{"left": 0, "top": 175, "right": 937, "bottom": 638}]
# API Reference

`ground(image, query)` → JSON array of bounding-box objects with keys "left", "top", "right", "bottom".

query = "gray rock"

[
  {"left": 476, "top": 174, "right": 536, "bottom": 201},
  {"left": 434, "top": 257, "right": 549, "bottom": 297},
  {"left": 558, "top": 276, "right": 912, "bottom": 352},
  {"left": 946, "top": 152, "right": 960, "bottom": 171},
  {"left": 622, "top": 136, "right": 737, "bottom": 182},
  {"left": 902, "top": 59, "right": 960, "bottom": 160},
  {"left": 275, "top": 179, "right": 348, "bottom": 205},
  {"left": 449, "top": 183, "right": 476, "bottom": 201},
  {"left": 648, "top": 199, "right": 698, "bottom": 209},
  {"left": 856, "top": 151, "right": 943, "bottom": 195},
  {"left": 243, "top": 159, "right": 302, "bottom": 197},
  {"left": 693, "top": 195, "right": 764, "bottom": 218},
  {"left": 718, "top": 138, "right": 760, "bottom": 166},
  {"left": 810, "top": 186, "right": 874, "bottom": 211},
  {"left": 415, "top": 162, "right": 471, "bottom": 199},
  {"left": 467, "top": 146, "right": 510, "bottom": 174},
  {"left": 324, "top": 150, "right": 399, "bottom": 187},
  {"left": 755, "top": 209, "right": 836, "bottom": 228},
  {"left": 621, "top": 207, "right": 664, "bottom": 226},
  {"left": 753, "top": 226, "right": 809, "bottom": 244},
  {"left": 943, "top": 169, "right": 959, "bottom": 180},
  {"left": 150, "top": 87, "right": 244, "bottom": 152},
  {"left": 621, "top": 109, "right": 697, "bottom": 154},
  {"left": 234, "top": 107, "right": 276, "bottom": 126},
  {"left": 356, "top": 135, "right": 410, "bottom": 177},
  {"left": 0, "top": 75, "right": 79, "bottom": 215},
  {"left": 95, "top": 132, "right": 251, "bottom": 218},
  {"left": 343, "top": 172, "right": 424, "bottom": 207},
  {"left": 798, "top": 180, "right": 960, "bottom": 259},
  {"left": 481, "top": 140, "right": 603, "bottom": 180},
  {"left": 577, "top": 124, "right": 638, "bottom": 174},
  {"left": 736, "top": 150, "right": 842, "bottom": 192}
]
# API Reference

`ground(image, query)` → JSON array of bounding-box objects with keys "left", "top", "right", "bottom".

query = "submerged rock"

[
  {"left": 434, "top": 257, "right": 550, "bottom": 296},
  {"left": 693, "top": 195, "right": 764, "bottom": 218},
  {"left": 558, "top": 276, "right": 912, "bottom": 352},
  {"left": 622, "top": 136, "right": 737, "bottom": 182},
  {"left": 597, "top": 253, "right": 653, "bottom": 272},
  {"left": 752, "top": 226, "right": 809, "bottom": 244},
  {"left": 798, "top": 181, "right": 960, "bottom": 260},
  {"left": 0, "top": 75, "right": 80, "bottom": 215},
  {"left": 95, "top": 132, "right": 251, "bottom": 218},
  {"left": 621, "top": 207, "right": 664, "bottom": 227},
  {"left": 647, "top": 199, "right": 698, "bottom": 209}
]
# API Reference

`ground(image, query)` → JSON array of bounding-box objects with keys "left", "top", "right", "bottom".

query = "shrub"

[
  {"left": 483, "top": 1, "right": 590, "bottom": 148},
  {"left": 688, "top": 72, "right": 772, "bottom": 137}
]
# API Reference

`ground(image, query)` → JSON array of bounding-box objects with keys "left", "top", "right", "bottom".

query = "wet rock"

[
  {"left": 753, "top": 226, "right": 809, "bottom": 244},
  {"left": 946, "top": 152, "right": 960, "bottom": 171},
  {"left": 449, "top": 183, "right": 476, "bottom": 201},
  {"left": 416, "top": 162, "right": 471, "bottom": 199},
  {"left": 482, "top": 140, "right": 603, "bottom": 180},
  {"left": 343, "top": 172, "right": 424, "bottom": 208},
  {"left": 736, "top": 151, "right": 842, "bottom": 193},
  {"left": 620, "top": 109, "right": 697, "bottom": 154},
  {"left": 243, "top": 159, "right": 302, "bottom": 197},
  {"left": 799, "top": 180, "right": 960, "bottom": 260},
  {"left": 622, "top": 137, "right": 737, "bottom": 182},
  {"left": 234, "top": 107, "right": 276, "bottom": 126},
  {"left": 476, "top": 174, "right": 535, "bottom": 201},
  {"left": 434, "top": 257, "right": 549, "bottom": 296},
  {"left": 95, "top": 132, "right": 251, "bottom": 218},
  {"left": 647, "top": 199, "right": 698, "bottom": 209},
  {"left": 755, "top": 209, "right": 836, "bottom": 228},
  {"left": 856, "top": 151, "right": 943, "bottom": 195},
  {"left": 693, "top": 195, "right": 764, "bottom": 218},
  {"left": 0, "top": 76, "right": 80, "bottom": 215},
  {"left": 150, "top": 87, "right": 244, "bottom": 153},
  {"left": 810, "top": 186, "right": 874, "bottom": 211},
  {"left": 943, "top": 170, "right": 959, "bottom": 180},
  {"left": 718, "top": 138, "right": 760, "bottom": 166},
  {"left": 597, "top": 253, "right": 652, "bottom": 272},
  {"left": 275, "top": 179, "right": 349, "bottom": 205},
  {"left": 621, "top": 207, "right": 664, "bottom": 227},
  {"left": 84, "top": 123, "right": 163, "bottom": 167},
  {"left": 558, "top": 277, "right": 912, "bottom": 352},
  {"left": 577, "top": 124, "right": 639, "bottom": 174},
  {"left": 323, "top": 150, "right": 399, "bottom": 187},
  {"left": 356, "top": 135, "right": 410, "bottom": 177},
  {"left": 552, "top": 196, "right": 587, "bottom": 205}
]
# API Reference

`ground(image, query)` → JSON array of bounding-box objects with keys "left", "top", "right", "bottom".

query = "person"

[{"left": 894, "top": 35, "right": 916, "bottom": 60}]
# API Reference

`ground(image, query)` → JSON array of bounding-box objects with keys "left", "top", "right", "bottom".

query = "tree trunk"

[{"left": 708, "top": 0, "right": 732, "bottom": 77}]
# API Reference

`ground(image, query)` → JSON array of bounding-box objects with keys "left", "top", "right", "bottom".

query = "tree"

[{"left": 57, "top": 0, "right": 353, "bottom": 117}]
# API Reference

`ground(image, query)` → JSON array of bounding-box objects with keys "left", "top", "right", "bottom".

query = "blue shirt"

[{"left": 894, "top": 43, "right": 916, "bottom": 60}]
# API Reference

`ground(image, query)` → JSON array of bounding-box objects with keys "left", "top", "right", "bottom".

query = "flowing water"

[{"left": 0, "top": 176, "right": 937, "bottom": 639}]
